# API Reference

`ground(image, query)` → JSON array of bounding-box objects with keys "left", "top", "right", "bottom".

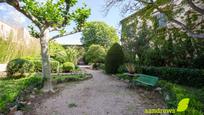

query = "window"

[{"left": 157, "top": 13, "right": 167, "bottom": 28}]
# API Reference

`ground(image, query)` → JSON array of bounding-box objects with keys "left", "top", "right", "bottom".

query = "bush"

[
  {"left": 65, "top": 47, "right": 80, "bottom": 65},
  {"left": 159, "top": 80, "right": 204, "bottom": 115},
  {"left": 62, "top": 62, "right": 75, "bottom": 72},
  {"left": 105, "top": 43, "right": 124, "bottom": 74},
  {"left": 32, "top": 60, "right": 59, "bottom": 73},
  {"left": 7, "top": 58, "right": 34, "bottom": 78},
  {"left": 52, "top": 74, "right": 91, "bottom": 83},
  {"left": 85, "top": 45, "right": 106, "bottom": 64},
  {"left": 136, "top": 66, "right": 204, "bottom": 87},
  {"left": 125, "top": 63, "right": 136, "bottom": 74}
]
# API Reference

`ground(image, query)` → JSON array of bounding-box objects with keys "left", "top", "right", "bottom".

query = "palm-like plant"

[{"left": 125, "top": 63, "right": 136, "bottom": 74}]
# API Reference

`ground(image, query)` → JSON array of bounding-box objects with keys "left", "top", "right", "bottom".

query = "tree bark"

[{"left": 40, "top": 29, "right": 54, "bottom": 92}]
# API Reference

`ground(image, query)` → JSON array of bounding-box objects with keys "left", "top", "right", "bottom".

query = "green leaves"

[
  {"left": 9, "top": 0, "right": 91, "bottom": 37},
  {"left": 81, "top": 21, "right": 119, "bottom": 48}
]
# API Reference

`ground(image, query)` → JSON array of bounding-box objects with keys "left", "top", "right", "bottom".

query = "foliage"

[
  {"left": 81, "top": 21, "right": 119, "bottom": 48},
  {"left": 53, "top": 74, "right": 91, "bottom": 84},
  {"left": 98, "top": 63, "right": 105, "bottom": 70},
  {"left": 159, "top": 80, "right": 204, "bottom": 115},
  {"left": 49, "top": 41, "right": 65, "bottom": 62},
  {"left": 105, "top": 43, "right": 124, "bottom": 74},
  {"left": 115, "top": 73, "right": 129, "bottom": 80},
  {"left": 4, "top": 0, "right": 91, "bottom": 91},
  {"left": 136, "top": 66, "right": 204, "bottom": 87},
  {"left": 117, "top": 64, "right": 128, "bottom": 73},
  {"left": 125, "top": 63, "right": 136, "bottom": 74},
  {"left": 108, "top": 0, "right": 204, "bottom": 39},
  {"left": 85, "top": 45, "right": 106, "bottom": 64},
  {"left": 0, "top": 74, "right": 43, "bottom": 112},
  {"left": 65, "top": 47, "right": 80, "bottom": 65},
  {"left": 32, "top": 60, "right": 60, "bottom": 73},
  {"left": 6, "top": 58, "right": 34, "bottom": 78},
  {"left": 49, "top": 42, "right": 80, "bottom": 65},
  {"left": 0, "top": 37, "right": 40, "bottom": 63},
  {"left": 121, "top": 25, "right": 204, "bottom": 68},
  {"left": 62, "top": 62, "right": 75, "bottom": 72}
]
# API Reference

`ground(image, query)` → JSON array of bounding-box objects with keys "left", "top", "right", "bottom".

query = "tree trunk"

[{"left": 40, "top": 29, "right": 54, "bottom": 92}]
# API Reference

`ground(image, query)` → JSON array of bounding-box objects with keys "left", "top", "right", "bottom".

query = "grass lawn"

[{"left": 0, "top": 74, "right": 42, "bottom": 112}]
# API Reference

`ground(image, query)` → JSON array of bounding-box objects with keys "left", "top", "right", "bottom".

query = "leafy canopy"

[
  {"left": 6, "top": 0, "right": 91, "bottom": 38},
  {"left": 81, "top": 21, "right": 119, "bottom": 48}
]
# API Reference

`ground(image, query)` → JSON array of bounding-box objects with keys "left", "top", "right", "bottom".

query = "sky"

[{"left": 0, "top": 0, "right": 125, "bottom": 45}]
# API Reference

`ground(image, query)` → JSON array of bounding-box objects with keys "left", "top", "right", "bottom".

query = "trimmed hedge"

[
  {"left": 32, "top": 60, "right": 59, "bottom": 73},
  {"left": 7, "top": 58, "right": 34, "bottom": 78},
  {"left": 62, "top": 62, "right": 75, "bottom": 72},
  {"left": 136, "top": 66, "right": 204, "bottom": 87},
  {"left": 105, "top": 43, "right": 124, "bottom": 74}
]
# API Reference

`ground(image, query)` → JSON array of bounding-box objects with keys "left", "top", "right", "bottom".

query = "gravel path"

[{"left": 30, "top": 69, "right": 166, "bottom": 115}]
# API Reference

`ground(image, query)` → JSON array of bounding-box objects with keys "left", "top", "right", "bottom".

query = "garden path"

[{"left": 29, "top": 69, "right": 166, "bottom": 115}]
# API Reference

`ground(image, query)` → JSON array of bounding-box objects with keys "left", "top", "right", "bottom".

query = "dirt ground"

[{"left": 27, "top": 69, "right": 166, "bottom": 115}]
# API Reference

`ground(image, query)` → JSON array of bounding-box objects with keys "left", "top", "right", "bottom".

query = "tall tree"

[
  {"left": 0, "top": 0, "right": 90, "bottom": 92},
  {"left": 81, "top": 21, "right": 119, "bottom": 48},
  {"left": 104, "top": 0, "right": 204, "bottom": 39}
]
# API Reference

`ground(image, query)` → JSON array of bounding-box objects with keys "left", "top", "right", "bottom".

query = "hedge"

[
  {"left": 62, "top": 62, "right": 75, "bottom": 72},
  {"left": 6, "top": 58, "right": 34, "bottom": 78},
  {"left": 32, "top": 60, "right": 60, "bottom": 73},
  {"left": 136, "top": 66, "right": 204, "bottom": 87},
  {"left": 105, "top": 43, "right": 124, "bottom": 74}
]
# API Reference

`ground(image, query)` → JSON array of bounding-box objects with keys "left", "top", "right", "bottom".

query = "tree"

[
  {"left": 0, "top": 0, "right": 91, "bottom": 92},
  {"left": 104, "top": 0, "right": 204, "bottom": 39},
  {"left": 81, "top": 21, "right": 119, "bottom": 48},
  {"left": 85, "top": 44, "right": 106, "bottom": 64}
]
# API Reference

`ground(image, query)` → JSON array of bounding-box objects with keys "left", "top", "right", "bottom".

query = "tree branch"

[
  {"left": 49, "top": 30, "right": 80, "bottom": 41},
  {"left": 1, "top": 0, "right": 42, "bottom": 30},
  {"left": 187, "top": 0, "right": 204, "bottom": 15}
]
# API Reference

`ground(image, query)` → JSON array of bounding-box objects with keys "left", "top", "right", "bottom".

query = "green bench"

[{"left": 128, "top": 74, "right": 159, "bottom": 87}]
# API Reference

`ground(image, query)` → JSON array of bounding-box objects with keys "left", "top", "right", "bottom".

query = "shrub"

[
  {"left": 65, "top": 47, "right": 80, "bottom": 65},
  {"left": 85, "top": 45, "right": 106, "bottom": 64},
  {"left": 136, "top": 66, "right": 204, "bottom": 87},
  {"left": 117, "top": 64, "right": 127, "bottom": 73},
  {"left": 7, "top": 58, "right": 34, "bottom": 78},
  {"left": 62, "top": 62, "right": 75, "bottom": 72},
  {"left": 52, "top": 74, "right": 90, "bottom": 83},
  {"left": 125, "top": 63, "right": 136, "bottom": 74},
  {"left": 32, "top": 60, "right": 59, "bottom": 73},
  {"left": 105, "top": 43, "right": 124, "bottom": 74},
  {"left": 159, "top": 80, "right": 204, "bottom": 115}
]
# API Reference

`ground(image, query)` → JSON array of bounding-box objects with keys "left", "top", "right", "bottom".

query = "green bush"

[
  {"left": 53, "top": 74, "right": 90, "bottom": 83},
  {"left": 0, "top": 74, "right": 43, "bottom": 112},
  {"left": 62, "top": 62, "right": 75, "bottom": 72},
  {"left": 136, "top": 66, "right": 204, "bottom": 87},
  {"left": 85, "top": 44, "right": 106, "bottom": 64},
  {"left": 32, "top": 60, "right": 59, "bottom": 73},
  {"left": 159, "top": 80, "right": 204, "bottom": 115},
  {"left": 105, "top": 43, "right": 124, "bottom": 74},
  {"left": 7, "top": 58, "right": 34, "bottom": 78}
]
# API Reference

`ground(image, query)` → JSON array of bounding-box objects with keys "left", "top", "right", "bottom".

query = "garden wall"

[{"left": 0, "top": 21, "right": 40, "bottom": 63}]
